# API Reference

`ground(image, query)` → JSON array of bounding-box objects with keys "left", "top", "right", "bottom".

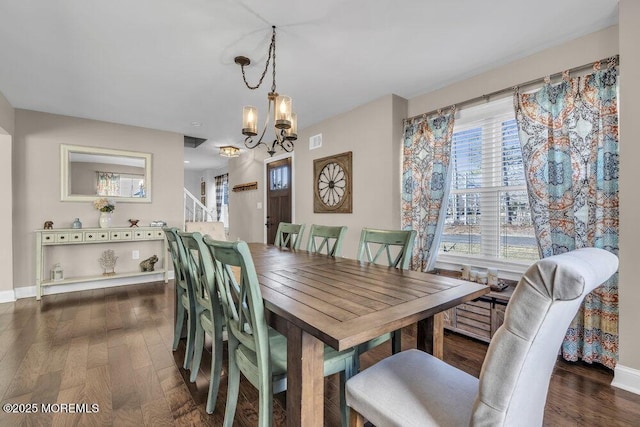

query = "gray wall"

[
  {"left": 12, "top": 110, "right": 184, "bottom": 288},
  {"left": 618, "top": 0, "right": 640, "bottom": 389},
  {"left": 0, "top": 92, "right": 14, "bottom": 296}
]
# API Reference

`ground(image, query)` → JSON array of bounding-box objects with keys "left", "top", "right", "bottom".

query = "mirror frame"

[{"left": 60, "top": 144, "right": 152, "bottom": 203}]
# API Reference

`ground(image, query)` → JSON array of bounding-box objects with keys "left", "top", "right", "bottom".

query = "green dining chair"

[
  {"left": 178, "top": 231, "right": 226, "bottom": 414},
  {"left": 203, "top": 237, "right": 357, "bottom": 427},
  {"left": 273, "top": 222, "right": 306, "bottom": 250},
  {"left": 163, "top": 227, "right": 196, "bottom": 371},
  {"left": 306, "top": 224, "right": 348, "bottom": 257},
  {"left": 355, "top": 228, "right": 417, "bottom": 365}
]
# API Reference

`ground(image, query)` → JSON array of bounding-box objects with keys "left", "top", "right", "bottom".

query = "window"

[
  {"left": 215, "top": 174, "right": 230, "bottom": 229},
  {"left": 220, "top": 179, "right": 229, "bottom": 228},
  {"left": 120, "top": 175, "right": 145, "bottom": 197},
  {"left": 438, "top": 97, "right": 538, "bottom": 270},
  {"left": 96, "top": 172, "right": 145, "bottom": 198},
  {"left": 269, "top": 163, "right": 289, "bottom": 190}
]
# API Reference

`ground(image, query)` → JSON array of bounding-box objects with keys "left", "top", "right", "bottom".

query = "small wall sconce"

[{"left": 51, "top": 263, "right": 64, "bottom": 281}]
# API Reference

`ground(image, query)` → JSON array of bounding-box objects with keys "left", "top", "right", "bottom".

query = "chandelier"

[{"left": 235, "top": 26, "right": 297, "bottom": 157}]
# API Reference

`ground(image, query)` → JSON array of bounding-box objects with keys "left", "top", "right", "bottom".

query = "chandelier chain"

[
  {"left": 240, "top": 26, "right": 277, "bottom": 91},
  {"left": 271, "top": 27, "right": 276, "bottom": 93}
]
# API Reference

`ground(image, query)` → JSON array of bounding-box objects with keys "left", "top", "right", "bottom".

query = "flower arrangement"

[{"left": 94, "top": 197, "right": 116, "bottom": 212}]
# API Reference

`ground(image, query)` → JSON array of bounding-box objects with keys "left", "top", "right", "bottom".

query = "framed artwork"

[
  {"left": 200, "top": 181, "right": 206, "bottom": 196},
  {"left": 313, "top": 151, "right": 352, "bottom": 213}
]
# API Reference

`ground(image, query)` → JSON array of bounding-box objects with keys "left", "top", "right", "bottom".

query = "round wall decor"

[{"left": 313, "top": 151, "right": 352, "bottom": 213}]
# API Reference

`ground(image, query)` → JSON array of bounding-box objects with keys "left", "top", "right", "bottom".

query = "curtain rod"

[{"left": 404, "top": 54, "right": 619, "bottom": 123}]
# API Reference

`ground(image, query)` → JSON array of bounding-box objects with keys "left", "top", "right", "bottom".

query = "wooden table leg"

[
  {"left": 286, "top": 322, "right": 324, "bottom": 427},
  {"left": 417, "top": 312, "right": 444, "bottom": 359}
]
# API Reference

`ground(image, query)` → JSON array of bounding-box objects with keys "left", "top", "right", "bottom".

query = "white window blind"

[
  {"left": 439, "top": 97, "right": 538, "bottom": 265},
  {"left": 218, "top": 179, "right": 230, "bottom": 229},
  {"left": 120, "top": 175, "right": 145, "bottom": 197}
]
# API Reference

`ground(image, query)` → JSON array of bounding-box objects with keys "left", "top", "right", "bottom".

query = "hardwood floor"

[{"left": 0, "top": 281, "right": 638, "bottom": 426}]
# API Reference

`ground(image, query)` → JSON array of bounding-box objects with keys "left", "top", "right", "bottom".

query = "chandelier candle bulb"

[
  {"left": 242, "top": 106, "right": 258, "bottom": 136},
  {"left": 274, "top": 95, "right": 292, "bottom": 129},
  {"left": 285, "top": 112, "right": 297, "bottom": 140}
]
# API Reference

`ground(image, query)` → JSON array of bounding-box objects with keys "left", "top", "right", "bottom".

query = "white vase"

[{"left": 99, "top": 211, "right": 112, "bottom": 228}]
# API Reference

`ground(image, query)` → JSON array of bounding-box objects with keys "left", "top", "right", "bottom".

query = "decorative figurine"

[
  {"left": 487, "top": 268, "right": 499, "bottom": 287},
  {"left": 140, "top": 255, "right": 159, "bottom": 272},
  {"left": 461, "top": 264, "right": 471, "bottom": 280},
  {"left": 50, "top": 263, "right": 64, "bottom": 281},
  {"left": 99, "top": 249, "right": 118, "bottom": 276},
  {"left": 128, "top": 219, "right": 140, "bottom": 227},
  {"left": 44, "top": 221, "right": 54, "bottom": 229}
]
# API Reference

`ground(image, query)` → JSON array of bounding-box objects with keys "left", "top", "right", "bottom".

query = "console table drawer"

[
  {"left": 133, "top": 229, "right": 163, "bottom": 240},
  {"left": 55, "top": 233, "right": 70, "bottom": 243},
  {"left": 109, "top": 230, "right": 132, "bottom": 240},
  {"left": 42, "top": 232, "right": 56, "bottom": 244},
  {"left": 84, "top": 231, "right": 98, "bottom": 241},
  {"left": 95, "top": 231, "right": 109, "bottom": 241}
]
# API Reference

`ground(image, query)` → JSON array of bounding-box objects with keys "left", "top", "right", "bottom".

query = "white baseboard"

[
  {"left": 14, "top": 271, "right": 174, "bottom": 300},
  {"left": 0, "top": 289, "right": 16, "bottom": 303},
  {"left": 612, "top": 364, "right": 640, "bottom": 395}
]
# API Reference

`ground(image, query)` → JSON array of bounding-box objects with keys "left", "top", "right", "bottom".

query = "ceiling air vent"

[
  {"left": 184, "top": 135, "right": 207, "bottom": 148},
  {"left": 309, "top": 133, "right": 322, "bottom": 150}
]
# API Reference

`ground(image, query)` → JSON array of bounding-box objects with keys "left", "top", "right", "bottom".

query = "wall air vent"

[{"left": 309, "top": 133, "right": 322, "bottom": 150}]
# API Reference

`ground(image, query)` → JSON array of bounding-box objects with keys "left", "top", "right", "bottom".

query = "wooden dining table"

[{"left": 248, "top": 243, "right": 489, "bottom": 427}]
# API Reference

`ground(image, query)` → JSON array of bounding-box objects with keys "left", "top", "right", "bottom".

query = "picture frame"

[{"left": 313, "top": 151, "right": 352, "bottom": 213}]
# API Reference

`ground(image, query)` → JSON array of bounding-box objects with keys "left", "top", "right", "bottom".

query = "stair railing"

[{"left": 183, "top": 188, "right": 216, "bottom": 229}]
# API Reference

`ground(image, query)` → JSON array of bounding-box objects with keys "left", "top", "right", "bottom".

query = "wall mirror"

[{"left": 61, "top": 144, "right": 152, "bottom": 203}]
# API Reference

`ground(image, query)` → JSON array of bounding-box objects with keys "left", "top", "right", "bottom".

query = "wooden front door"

[{"left": 266, "top": 157, "right": 292, "bottom": 244}]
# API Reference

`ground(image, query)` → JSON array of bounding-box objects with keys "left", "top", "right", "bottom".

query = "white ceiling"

[{"left": 0, "top": 1, "right": 619, "bottom": 171}]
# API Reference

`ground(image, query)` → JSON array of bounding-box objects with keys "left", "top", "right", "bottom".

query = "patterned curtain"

[
  {"left": 514, "top": 64, "right": 619, "bottom": 369},
  {"left": 215, "top": 174, "right": 228, "bottom": 221},
  {"left": 96, "top": 172, "right": 120, "bottom": 196},
  {"left": 401, "top": 110, "right": 456, "bottom": 272}
]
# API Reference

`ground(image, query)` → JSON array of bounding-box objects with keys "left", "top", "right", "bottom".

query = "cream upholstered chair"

[
  {"left": 274, "top": 222, "right": 306, "bottom": 250},
  {"left": 346, "top": 247, "right": 618, "bottom": 427},
  {"left": 185, "top": 221, "right": 227, "bottom": 240}
]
